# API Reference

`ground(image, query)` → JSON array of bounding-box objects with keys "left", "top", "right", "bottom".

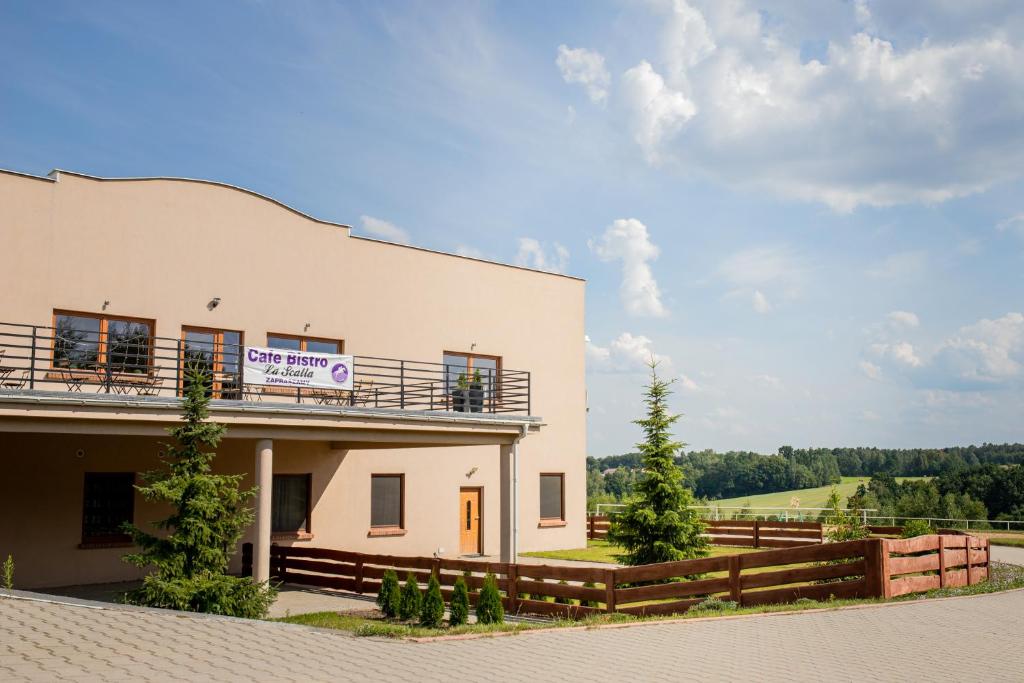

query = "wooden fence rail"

[
  {"left": 243, "top": 533, "right": 989, "bottom": 621},
  {"left": 588, "top": 515, "right": 824, "bottom": 548}
]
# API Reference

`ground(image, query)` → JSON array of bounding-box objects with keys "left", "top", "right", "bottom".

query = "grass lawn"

[
  {"left": 989, "top": 537, "right": 1024, "bottom": 548},
  {"left": 522, "top": 539, "right": 762, "bottom": 565},
  {"left": 709, "top": 476, "right": 928, "bottom": 511}
]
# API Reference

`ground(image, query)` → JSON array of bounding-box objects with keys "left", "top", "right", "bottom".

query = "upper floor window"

[
  {"left": 81, "top": 472, "right": 135, "bottom": 546},
  {"left": 54, "top": 311, "right": 153, "bottom": 374},
  {"left": 182, "top": 327, "right": 243, "bottom": 399},
  {"left": 267, "top": 334, "right": 342, "bottom": 355}
]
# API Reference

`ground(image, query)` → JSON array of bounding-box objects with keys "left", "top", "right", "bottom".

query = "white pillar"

[
  {"left": 499, "top": 439, "right": 521, "bottom": 564},
  {"left": 254, "top": 439, "right": 273, "bottom": 583}
]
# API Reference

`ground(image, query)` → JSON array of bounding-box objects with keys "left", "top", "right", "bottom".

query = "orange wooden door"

[{"left": 459, "top": 488, "right": 481, "bottom": 554}]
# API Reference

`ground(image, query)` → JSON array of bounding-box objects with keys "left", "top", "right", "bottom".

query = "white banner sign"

[{"left": 243, "top": 346, "right": 354, "bottom": 390}]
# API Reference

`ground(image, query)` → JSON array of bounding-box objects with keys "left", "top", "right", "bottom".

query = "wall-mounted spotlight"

[
  {"left": 102, "top": 300, "right": 110, "bottom": 311},
  {"left": 207, "top": 297, "right": 221, "bottom": 311},
  {"left": 466, "top": 466, "right": 478, "bottom": 478},
  {"left": 304, "top": 322, "right": 311, "bottom": 332}
]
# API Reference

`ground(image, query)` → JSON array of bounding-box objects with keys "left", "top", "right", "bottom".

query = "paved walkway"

[{"left": 2, "top": 585, "right": 1023, "bottom": 682}]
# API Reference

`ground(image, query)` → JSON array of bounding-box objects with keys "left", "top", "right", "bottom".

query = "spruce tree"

[
  {"left": 475, "top": 572, "right": 504, "bottom": 624},
  {"left": 608, "top": 361, "right": 708, "bottom": 565},
  {"left": 123, "top": 370, "right": 275, "bottom": 617},
  {"left": 377, "top": 569, "right": 400, "bottom": 618},
  {"left": 419, "top": 573, "right": 445, "bottom": 628},
  {"left": 398, "top": 572, "right": 422, "bottom": 620},
  {"left": 449, "top": 577, "right": 470, "bottom": 626}
]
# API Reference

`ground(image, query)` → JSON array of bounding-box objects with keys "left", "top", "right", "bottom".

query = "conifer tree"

[
  {"left": 449, "top": 577, "right": 470, "bottom": 626},
  {"left": 377, "top": 569, "right": 400, "bottom": 618},
  {"left": 419, "top": 573, "right": 445, "bottom": 627},
  {"left": 398, "top": 572, "right": 422, "bottom": 620},
  {"left": 475, "top": 572, "right": 504, "bottom": 624},
  {"left": 123, "top": 370, "right": 275, "bottom": 617},
  {"left": 608, "top": 361, "right": 708, "bottom": 565}
]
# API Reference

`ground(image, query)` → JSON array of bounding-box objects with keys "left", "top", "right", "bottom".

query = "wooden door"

[{"left": 459, "top": 488, "right": 482, "bottom": 555}]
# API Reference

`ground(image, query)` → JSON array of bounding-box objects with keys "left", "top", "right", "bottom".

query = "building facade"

[{"left": 0, "top": 169, "right": 586, "bottom": 589}]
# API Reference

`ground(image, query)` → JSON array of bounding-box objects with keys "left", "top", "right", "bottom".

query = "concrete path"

[{"left": 3, "top": 585, "right": 1023, "bottom": 682}]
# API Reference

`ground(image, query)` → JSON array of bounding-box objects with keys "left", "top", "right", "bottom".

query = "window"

[
  {"left": 443, "top": 352, "right": 501, "bottom": 411},
  {"left": 272, "top": 474, "right": 311, "bottom": 534},
  {"left": 370, "top": 474, "right": 404, "bottom": 528},
  {"left": 81, "top": 472, "right": 135, "bottom": 545},
  {"left": 53, "top": 311, "right": 154, "bottom": 374},
  {"left": 267, "top": 334, "right": 342, "bottom": 354},
  {"left": 182, "top": 327, "right": 243, "bottom": 398},
  {"left": 540, "top": 473, "right": 565, "bottom": 521}
]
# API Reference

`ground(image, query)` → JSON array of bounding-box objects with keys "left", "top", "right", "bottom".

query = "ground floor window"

[
  {"left": 81, "top": 472, "right": 135, "bottom": 545},
  {"left": 370, "top": 474, "right": 404, "bottom": 529},
  {"left": 539, "top": 473, "right": 565, "bottom": 521},
  {"left": 272, "top": 474, "right": 311, "bottom": 534}
]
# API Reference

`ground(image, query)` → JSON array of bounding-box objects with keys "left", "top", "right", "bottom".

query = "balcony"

[{"left": 0, "top": 321, "right": 532, "bottom": 419}]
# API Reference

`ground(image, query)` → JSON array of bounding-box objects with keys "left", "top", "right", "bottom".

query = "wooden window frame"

[
  {"left": 539, "top": 472, "right": 566, "bottom": 527},
  {"left": 266, "top": 333, "right": 344, "bottom": 354},
  {"left": 369, "top": 473, "right": 406, "bottom": 537},
  {"left": 80, "top": 471, "right": 136, "bottom": 548},
  {"left": 51, "top": 309, "right": 156, "bottom": 377},
  {"left": 271, "top": 473, "right": 313, "bottom": 541},
  {"left": 443, "top": 351, "right": 503, "bottom": 404},
  {"left": 180, "top": 326, "right": 244, "bottom": 398}
]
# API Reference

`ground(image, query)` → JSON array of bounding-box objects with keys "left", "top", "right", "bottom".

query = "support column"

[
  {"left": 254, "top": 439, "right": 273, "bottom": 583},
  {"left": 499, "top": 442, "right": 519, "bottom": 564}
]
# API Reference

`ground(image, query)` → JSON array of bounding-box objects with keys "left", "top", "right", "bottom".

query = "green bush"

[
  {"left": 449, "top": 577, "right": 470, "bottom": 626},
  {"left": 554, "top": 579, "right": 572, "bottom": 605},
  {"left": 398, "top": 573, "right": 422, "bottom": 621},
  {"left": 419, "top": 573, "right": 445, "bottom": 628},
  {"left": 476, "top": 572, "right": 504, "bottom": 624},
  {"left": 900, "top": 519, "right": 934, "bottom": 538},
  {"left": 581, "top": 581, "right": 600, "bottom": 608},
  {"left": 691, "top": 597, "right": 738, "bottom": 612},
  {"left": 376, "top": 569, "right": 400, "bottom": 618},
  {"left": 2, "top": 554, "right": 13, "bottom": 590}
]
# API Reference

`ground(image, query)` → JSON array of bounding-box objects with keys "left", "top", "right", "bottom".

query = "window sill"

[
  {"left": 78, "top": 541, "right": 134, "bottom": 549},
  {"left": 271, "top": 531, "right": 314, "bottom": 541},
  {"left": 368, "top": 527, "right": 406, "bottom": 537},
  {"left": 538, "top": 519, "right": 567, "bottom": 528}
]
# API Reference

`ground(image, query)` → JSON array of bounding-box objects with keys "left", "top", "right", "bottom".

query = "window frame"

[
  {"left": 539, "top": 472, "right": 566, "bottom": 523},
  {"left": 443, "top": 351, "right": 503, "bottom": 406},
  {"left": 266, "top": 333, "right": 344, "bottom": 354},
  {"left": 369, "top": 473, "right": 405, "bottom": 535},
  {"left": 51, "top": 309, "right": 156, "bottom": 375},
  {"left": 80, "top": 471, "right": 136, "bottom": 548},
  {"left": 180, "top": 326, "right": 245, "bottom": 398},
  {"left": 271, "top": 473, "right": 313, "bottom": 538}
]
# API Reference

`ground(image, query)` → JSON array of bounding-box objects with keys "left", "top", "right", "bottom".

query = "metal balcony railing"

[{"left": 0, "top": 321, "right": 531, "bottom": 415}]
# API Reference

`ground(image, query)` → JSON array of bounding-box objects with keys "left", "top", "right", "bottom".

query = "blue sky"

[{"left": 3, "top": 1, "right": 1023, "bottom": 455}]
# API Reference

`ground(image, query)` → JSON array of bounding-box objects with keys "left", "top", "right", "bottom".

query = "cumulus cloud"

[
  {"left": 556, "top": 45, "right": 611, "bottom": 104},
  {"left": 931, "top": 312, "right": 1024, "bottom": 386},
  {"left": 586, "top": 332, "right": 670, "bottom": 372},
  {"left": 590, "top": 218, "right": 667, "bottom": 317},
  {"left": 679, "top": 373, "right": 701, "bottom": 391},
  {"left": 887, "top": 310, "right": 920, "bottom": 328},
  {"left": 455, "top": 244, "right": 484, "bottom": 259},
  {"left": 566, "top": 0, "right": 1024, "bottom": 210},
  {"left": 515, "top": 238, "right": 569, "bottom": 273},
  {"left": 751, "top": 290, "right": 772, "bottom": 314},
  {"left": 716, "top": 245, "right": 804, "bottom": 313},
  {"left": 359, "top": 215, "right": 410, "bottom": 244},
  {"left": 869, "top": 341, "right": 923, "bottom": 368},
  {"left": 859, "top": 360, "right": 883, "bottom": 380},
  {"left": 996, "top": 213, "right": 1024, "bottom": 236}
]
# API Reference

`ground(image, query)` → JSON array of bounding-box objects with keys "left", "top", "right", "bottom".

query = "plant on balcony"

[
  {"left": 475, "top": 572, "right": 504, "bottom": 624},
  {"left": 468, "top": 369, "right": 485, "bottom": 412},
  {"left": 398, "top": 572, "right": 422, "bottom": 620},
  {"left": 449, "top": 577, "right": 470, "bottom": 626},
  {"left": 122, "top": 369, "right": 275, "bottom": 618},
  {"left": 377, "top": 569, "right": 400, "bottom": 618},
  {"left": 608, "top": 360, "right": 708, "bottom": 566},
  {"left": 451, "top": 372, "right": 469, "bottom": 412},
  {"left": 419, "top": 573, "right": 445, "bottom": 628}
]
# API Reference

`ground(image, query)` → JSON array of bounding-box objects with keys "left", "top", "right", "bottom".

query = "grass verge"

[
  {"left": 521, "top": 539, "right": 762, "bottom": 565},
  {"left": 989, "top": 537, "right": 1024, "bottom": 549}
]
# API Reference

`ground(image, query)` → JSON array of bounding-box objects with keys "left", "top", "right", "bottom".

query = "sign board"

[{"left": 243, "top": 346, "right": 354, "bottom": 391}]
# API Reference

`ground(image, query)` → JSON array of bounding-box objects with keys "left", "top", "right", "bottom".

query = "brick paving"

[{"left": 2, "top": 585, "right": 1023, "bottom": 682}]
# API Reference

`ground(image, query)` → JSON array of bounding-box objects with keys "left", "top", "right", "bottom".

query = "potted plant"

[
  {"left": 468, "top": 369, "right": 485, "bottom": 412},
  {"left": 451, "top": 372, "right": 469, "bottom": 412}
]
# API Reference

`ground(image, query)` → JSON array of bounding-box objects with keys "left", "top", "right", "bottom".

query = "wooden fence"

[
  {"left": 587, "top": 515, "right": 823, "bottom": 548},
  {"left": 243, "top": 533, "right": 989, "bottom": 620}
]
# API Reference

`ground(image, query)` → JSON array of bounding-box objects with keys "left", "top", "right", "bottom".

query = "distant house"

[{"left": 0, "top": 168, "right": 587, "bottom": 589}]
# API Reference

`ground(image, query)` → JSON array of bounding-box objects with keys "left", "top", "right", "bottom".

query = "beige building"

[{"left": 0, "top": 168, "right": 586, "bottom": 589}]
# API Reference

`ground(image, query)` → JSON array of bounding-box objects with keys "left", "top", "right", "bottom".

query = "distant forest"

[{"left": 588, "top": 444, "right": 1024, "bottom": 520}]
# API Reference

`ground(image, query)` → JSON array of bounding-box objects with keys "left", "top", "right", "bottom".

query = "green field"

[{"left": 708, "top": 476, "right": 927, "bottom": 511}]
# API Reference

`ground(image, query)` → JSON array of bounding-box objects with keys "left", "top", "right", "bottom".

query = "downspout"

[{"left": 512, "top": 423, "right": 528, "bottom": 563}]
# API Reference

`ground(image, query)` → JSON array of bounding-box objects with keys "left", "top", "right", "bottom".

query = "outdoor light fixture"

[
  {"left": 466, "top": 466, "right": 478, "bottom": 478},
  {"left": 207, "top": 297, "right": 221, "bottom": 311},
  {"left": 102, "top": 300, "right": 110, "bottom": 311},
  {"left": 304, "top": 322, "right": 311, "bottom": 331}
]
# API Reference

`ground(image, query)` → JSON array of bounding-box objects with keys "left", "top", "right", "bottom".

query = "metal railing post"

[
  {"left": 28, "top": 326, "right": 37, "bottom": 389},
  {"left": 526, "top": 372, "right": 531, "bottom": 415},
  {"left": 399, "top": 360, "right": 405, "bottom": 409},
  {"left": 176, "top": 339, "right": 183, "bottom": 396}
]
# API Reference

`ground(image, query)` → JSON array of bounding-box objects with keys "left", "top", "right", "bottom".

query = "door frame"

[{"left": 459, "top": 486, "right": 484, "bottom": 556}]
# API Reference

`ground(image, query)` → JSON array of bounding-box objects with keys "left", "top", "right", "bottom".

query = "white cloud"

[
  {"left": 569, "top": 1, "right": 1024, "bottom": 210},
  {"left": 455, "top": 244, "right": 484, "bottom": 259},
  {"left": 586, "top": 332, "right": 670, "bottom": 372},
  {"left": 359, "top": 215, "right": 410, "bottom": 244},
  {"left": 859, "top": 360, "right": 883, "bottom": 380},
  {"left": 886, "top": 310, "right": 920, "bottom": 328},
  {"left": 751, "top": 290, "right": 772, "bottom": 314},
  {"left": 932, "top": 312, "right": 1024, "bottom": 385},
  {"left": 751, "top": 374, "right": 783, "bottom": 388},
  {"left": 869, "top": 341, "right": 923, "bottom": 367},
  {"left": 996, "top": 213, "right": 1024, "bottom": 236},
  {"left": 556, "top": 45, "right": 611, "bottom": 104},
  {"left": 679, "top": 373, "right": 701, "bottom": 391},
  {"left": 866, "top": 251, "right": 928, "bottom": 280},
  {"left": 514, "top": 238, "right": 569, "bottom": 273},
  {"left": 589, "top": 218, "right": 667, "bottom": 317}
]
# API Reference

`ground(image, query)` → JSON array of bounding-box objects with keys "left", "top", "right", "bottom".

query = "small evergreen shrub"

[
  {"left": 901, "top": 519, "right": 933, "bottom": 538},
  {"left": 554, "top": 579, "right": 572, "bottom": 605},
  {"left": 476, "top": 572, "right": 504, "bottom": 624},
  {"left": 376, "top": 569, "right": 400, "bottom": 618},
  {"left": 581, "top": 581, "right": 600, "bottom": 608},
  {"left": 691, "top": 597, "right": 738, "bottom": 612},
  {"left": 419, "top": 573, "right": 444, "bottom": 628},
  {"left": 398, "top": 572, "right": 422, "bottom": 621},
  {"left": 449, "top": 577, "right": 470, "bottom": 626},
  {"left": 2, "top": 554, "right": 13, "bottom": 590}
]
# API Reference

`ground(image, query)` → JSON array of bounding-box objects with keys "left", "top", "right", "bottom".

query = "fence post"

[
  {"left": 589, "top": 514, "right": 595, "bottom": 541},
  {"left": 507, "top": 564, "right": 518, "bottom": 614},
  {"left": 985, "top": 538, "right": 991, "bottom": 576},
  {"left": 355, "top": 558, "right": 364, "bottom": 594},
  {"left": 863, "top": 538, "right": 889, "bottom": 599},
  {"left": 966, "top": 537, "right": 974, "bottom": 586},
  {"left": 753, "top": 520, "right": 760, "bottom": 549},
  {"left": 241, "top": 542, "right": 253, "bottom": 578},
  {"left": 728, "top": 555, "right": 741, "bottom": 604},
  {"left": 604, "top": 568, "right": 616, "bottom": 613},
  {"left": 938, "top": 535, "right": 946, "bottom": 588}
]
